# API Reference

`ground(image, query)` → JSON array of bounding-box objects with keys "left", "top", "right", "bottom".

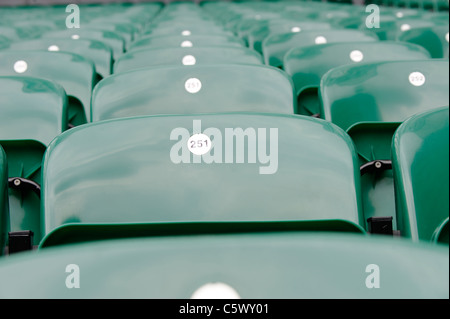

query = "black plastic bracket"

[
  {"left": 367, "top": 217, "right": 394, "bottom": 235},
  {"left": 8, "top": 177, "right": 41, "bottom": 199},
  {"left": 8, "top": 231, "right": 34, "bottom": 254},
  {"left": 360, "top": 160, "right": 392, "bottom": 176}
]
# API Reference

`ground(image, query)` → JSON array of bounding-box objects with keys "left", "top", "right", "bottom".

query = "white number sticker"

[
  {"left": 14, "top": 60, "right": 28, "bottom": 73},
  {"left": 182, "top": 55, "right": 196, "bottom": 66},
  {"left": 185, "top": 78, "right": 202, "bottom": 94},
  {"left": 48, "top": 45, "right": 60, "bottom": 51},
  {"left": 400, "top": 24, "right": 411, "bottom": 32},
  {"left": 315, "top": 36, "right": 327, "bottom": 44},
  {"left": 409, "top": 72, "right": 426, "bottom": 87},
  {"left": 181, "top": 40, "right": 193, "bottom": 48},
  {"left": 350, "top": 50, "right": 364, "bottom": 62},
  {"left": 187, "top": 134, "right": 212, "bottom": 156}
]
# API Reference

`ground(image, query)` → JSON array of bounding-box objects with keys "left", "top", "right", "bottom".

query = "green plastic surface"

[
  {"left": 41, "top": 113, "right": 364, "bottom": 247},
  {"left": 6, "top": 38, "right": 113, "bottom": 79},
  {"left": 284, "top": 41, "right": 431, "bottom": 116},
  {"left": 0, "top": 50, "right": 95, "bottom": 125},
  {"left": 129, "top": 34, "right": 245, "bottom": 52},
  {"left": 320, "top": 60, "right": 449, "bottom": 234},
  {"left": 113, "top": 46, "right": 263, "bottom": 74},
  {"left": 0, "top": 232, "right": 449, "bottom": 298},
  {"left": 43, "top": 29, "right": 125, "bottom": 61},
  {"left": 92, "top": 64, "right": 297, "bottom": 121},
  {"left": 392, "top": 107, "right": 449, "bottom": 243},
  {"left": 397, "top": 25, "right": 449, "bottom": 59},
  {"left": 247, "top": 20, "right": 333, "bottom": 54},
  {"left": 262, "top": 29, "right": 379, "bottom": 68},
  {"left": 0, "top": 76, "right": 67, "bottom": 245},
  {"left": 0, "top": 146, "right": 8, "bottom": 256}
]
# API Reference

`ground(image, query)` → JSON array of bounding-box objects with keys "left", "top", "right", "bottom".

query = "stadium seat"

[
  {"left": 0, "top": 51, "right": 95, "bottom": 125},
  {"left": 92, "top": 64, "right": 297, "bottom": 120},
  {"left": 392, "top": 107, "right": 449, "bottom": 244},
  {"left": 40, "top": 113, "right": 364, "bottom": 247},
  {"left": 6, "top": 38, "right": 113, "bottom": 79},
  {"left": 284, "top": 41, "right": 431, "bottom": 116},
  {"left": 246, "top": 20, "right": 333, "bottom": 54},
  {"left": 0, "top": 76, "right": 68, "bottom": 247},
  {"left": 113, "top": 46, "right": 263, "bottom": 73},
  {"left": 397, "top": 25, "right": 449, "bottom": 59},
  {"left": 128, "top": 34, "right": 246, "bottom": 52},
  {"left": 0, "top": 232, "right": 448, "bottom": 298},
  {"left": 42, "top": 29, "right": 125, "bottom": 61},
  {"left": 262, "top": 29, "right": 379, "bottom": 68},
  {"left": 0, "top": 146, "right": 8, "bottom": 257},
  {"left": 320, "top": 60, "right": 449, "bottom": 233}
]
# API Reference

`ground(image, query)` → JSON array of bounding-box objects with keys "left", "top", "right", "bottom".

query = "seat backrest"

[
  {"left": 0, "top": 76, "right": 68, "bottom": 246},
  {"left": 284, "top": 41, "right": 431, "bottom": 116},
  {"left": 113, "top": 47, "right": 263, "bottom": 74},
  {"left": 41, "top": 113, "right": 364, "bottom": 246},
  {"left": 262, "top": 29, "right": 379, "bottom": 68},
  {"left": 7, "top": 38, "right": 113, "bottom": 79},
  {"left": 397, "top": 25, "right": 449, "bottom": 59},
  {"left": 0, "top": 233, "right": 448, "bottom": 298},
  {"left": 128, "top": 34, "right": 246, "bottom": 52},
  {"left": 320, "top": 60, "right": 449, "bottom": 134},
  {"left": 392, "top": 107, "right": 449, "bottom": 243},
  {"left": 92, "top": 64, "right": 297, "bottom": 121},
  {"left": 247, "top": 19, "right": 333, "bottom": 53},
  {"left": 42, "top": 29, "right": 125, "bottom": 61},
  {"left": 0, "top": 50, "right": 95, "bottom": 125},
  {"left": 0, "top": 146, "right": 8, "bottom": 257}
]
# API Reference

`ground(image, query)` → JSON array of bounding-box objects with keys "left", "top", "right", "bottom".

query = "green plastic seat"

[
  {"left": 128, "top": 34, "right": 245, "bottom": 52},
  {"left": 246, "top": 20, "right": 333, "bottom": 54},
  {"left": 320, "top": 60, "right": 449, "bottom": 233},
  {"left": 262, "top": 29, "right": 379, "bottom": 68},
  {"left": 6, "top": 38, "right": 113, "bottom": 79},
  {"left": 92, "top": 64, "right": 297, "bottom": 121},
  {"left": 397, "top": 25, "right": 449, "bottom": 59},
  {"left": 143, "top": 23, "right": 233, "bottom": 37},
  {"left": 113, "top": 47, "right": 263, "bottom": 74},
  {"left": 361, "top": 16, "right": 445, "bottom": 41},
  {"left": 0, "top": 76, "right": 68, "bottom": 246},
  {"left": 83, "top": 20, "right": 139, "bottom": 50},
  {"left": 0, "top": 35, "right": 10, "bottom": 49},
  {"left": 40, "top": 113, "right": 364, "bottom": 247},
  {"left": 0, "top": 232, "right": 448, "bottom": 298},
  {"left": 42, "top": 29, "right": 125, "bottom": 61},
  {"left": 284, "top": 41, "right": 431, "bottom": 116},
  {"left": 0, "top": 50, "right": 96, "bottom": 125},
  {"left": 392, "top": 107, "right": 449, "bottom": 244},
  {"left": 0, "top": 146, "right": 8, "bottom": 257}
]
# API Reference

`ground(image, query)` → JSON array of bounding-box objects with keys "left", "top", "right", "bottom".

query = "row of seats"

[{"left": 0, "top": 0, "right": 448, "bottom": 298}]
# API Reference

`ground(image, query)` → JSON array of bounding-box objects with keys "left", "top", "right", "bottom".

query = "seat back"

[
  {"left": 113, "top": 47, "right": 263, "bottom": 74},
  {"left": 0, "top": 76, "right": 67, "bottom": 246},
  {"left": 41, "top": 114, "right": 364, "bottom": 247},
  {"left": 0, "top": 146, "right": 8, "bottom": 257},
  {"left": 397, "top": 25, "right": 449, "bottom": 59},
  {"left": 7, "top": 38, "right": 113, "bottom": 79},
  {"left": 392, "top": 107, "right": 449, "bottom": 243},
  {"left": 320, "top": 60, "right": 449, "bottom": 231},
  {"left": 262, "top": 29, "right": 379, "bottom": 68},
  {"left": 128, "top": 34, "right": 246, "bottom": 52},
  {"left": 284, "top": 41, "right": 431, "bottom": 116},
  {"left": 0, "top": 233, "right": 448, "bottom": 298},
  {"left": 92, "top": 64, "right": 297, "bottom": 121},
  {"left": 0, "top": 50, "right": 95, "bottom": 125}
]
